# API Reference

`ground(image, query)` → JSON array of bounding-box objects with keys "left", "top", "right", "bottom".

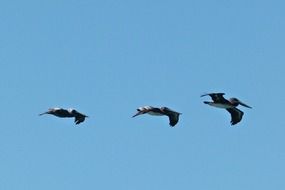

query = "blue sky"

[{"left": 1, "top": 0, "right": 284, "bottom": 189}]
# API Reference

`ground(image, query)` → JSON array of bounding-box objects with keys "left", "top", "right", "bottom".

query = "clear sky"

[{"left": 1, "top": 0, "right": 284, "bottom": 189}]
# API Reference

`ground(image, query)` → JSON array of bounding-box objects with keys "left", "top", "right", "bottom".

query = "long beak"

[
  {"left": 239, "top": 101, "right": 252, "bottom": 108},
  {"left": 132, "top": 111, "right": 143, "bottom": 118},
  {"left": 39, "top": 112, "right": 48, "bottom": 116}
]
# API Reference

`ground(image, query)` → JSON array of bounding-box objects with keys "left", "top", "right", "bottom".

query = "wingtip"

[{"left": 74, "top": 120, "right": 83, "bottom": 125}]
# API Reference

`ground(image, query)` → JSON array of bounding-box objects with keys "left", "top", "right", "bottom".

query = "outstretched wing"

[
  {"left": 201, "top": 93, "right": 228, "bottom": 103},
  {"left": 71, "top": 109, "right": 87, "bottom": 124},
  {"left": 74, "top": 116, "right": 86, "bottom": 125},
  {"left": 226, "top": 108, "right": 244, "bottom": 125},
  {"left": 168, "top": 113, "right": 180, "bottom": 127},
  {"left": 161, "top": 107, "right": 180, "bottom": 127}
]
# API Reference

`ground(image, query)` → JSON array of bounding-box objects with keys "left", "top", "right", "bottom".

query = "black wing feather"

[
  {"left": 74, "top": 116, "right": 86, "bottom": 125},
  {"left": 226, "top": 108, "right": 244, "bottom": 125},
  {"left": 71, "top": 110, "right": 87, "bottom": 124},
  {"left": 161, "top": 107, "right": 180, "bottom": 127},
  {"left": 201, "top": 93, "right": 228, "bottom": 103},
  {"left": 168, "top": 114, "right": 179, "bottom": 127}
]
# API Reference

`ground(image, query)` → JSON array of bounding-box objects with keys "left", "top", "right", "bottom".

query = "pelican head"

[
  {"left": 132, "top": 106, "right": 154, "bottom": 117},
  {"left": 39, "top": 108, "right": 55, "bottom": 116},
  {"left": 229, "top": 98, "right": 252, "bottom": 108}
]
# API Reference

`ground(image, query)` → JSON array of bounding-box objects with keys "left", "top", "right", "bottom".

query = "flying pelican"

[
  {"left": 39, "top": 108, "right": 88, "bottom": 125},
  {"left": 201, "top": 93, "right": 252, "bottom": 125},
  {"left": 132, "top": 106, "right": 181, "bottom": 127}
]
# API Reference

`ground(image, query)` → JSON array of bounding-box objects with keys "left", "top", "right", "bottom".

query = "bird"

[
  {"left": 201, "top": 93, "right": 252, "bottom": 125},
  {"left": 39, "top": 108, "right": 88, "bottom": 125},
  {"left": 132, "top": 106, "right": 181, "bottom": 127}
]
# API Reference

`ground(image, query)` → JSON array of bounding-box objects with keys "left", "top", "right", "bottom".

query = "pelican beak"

[
  {"left": 132, "top": 111, "right": 143, "bottom": 118},
  {"left": 39, "top": 112, "right": 48, "bottom": 116},
  {"left": 239, "top": 101, "right": 252, "bottom": 108}
]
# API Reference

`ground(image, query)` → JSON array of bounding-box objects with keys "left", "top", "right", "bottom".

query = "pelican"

[
  {"left": 39, "top": 108, "right": 88, "bottom": 125},
  {"left": 132, "top": 106, "right": 181, "bottom": 127},
  {"left": 201, "top": 93, "right": 252, "bottom": 125}
]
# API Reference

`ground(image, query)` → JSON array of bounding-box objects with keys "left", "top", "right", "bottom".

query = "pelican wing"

[
  {"left": 71, "top": 109, "right": 87, "bottom": 124},
  {"left": 201, "top": 93, "right": 228, "bottom": 103},
  {"left": 168, "top": 113, "right": 180, "bottom": 127},
  {"left": 226, "top": 108, "right": 244, "bottom": 125},
  {"left": 74, "top": 116, "right": 86, "bottom": 124},
  {"left": 161, "top": 107, "right": 180, "bottom": 127}
]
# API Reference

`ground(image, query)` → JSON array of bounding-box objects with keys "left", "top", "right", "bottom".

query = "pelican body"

[
  {"left": 201, "top": 93, "right": 252, "bottom": 125},
  {"left": 39, "top": 108, "right": 88, "bottom": 125},
  {"left": 132, "top": 106, "right": 181, "bottom": 127}
]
